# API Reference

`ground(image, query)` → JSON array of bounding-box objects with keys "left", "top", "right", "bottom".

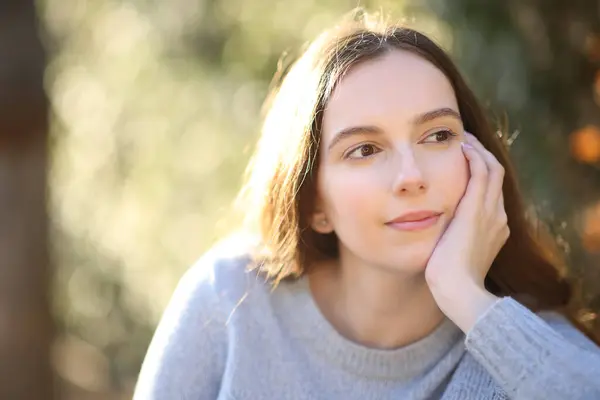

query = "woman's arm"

[
  {"left": 465, "top": 296, "right": 600, "bottom": 400},
  {"left": 133, "top": 260, "right": 227, "bottom": 400}
]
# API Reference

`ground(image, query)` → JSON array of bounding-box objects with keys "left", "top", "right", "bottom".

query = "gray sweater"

[{"left": 134, "top": 248, "right": 600, "bottom": 399}]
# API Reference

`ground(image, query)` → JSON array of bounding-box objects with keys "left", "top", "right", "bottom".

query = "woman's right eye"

[{"left": 345, "top": 144, "right": 381, "bottom": 159}]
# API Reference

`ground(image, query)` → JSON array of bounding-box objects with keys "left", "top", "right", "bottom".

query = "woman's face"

[{"left": 315, "top": 49, "right": 469, "bottom": 273}]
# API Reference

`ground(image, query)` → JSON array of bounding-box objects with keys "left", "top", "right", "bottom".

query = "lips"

[
  {"left": 387, "top": 210, "right": 442, "bottom": 224},
  {"left": 386, "top": 210, "right": 442, "bottom": 232}
]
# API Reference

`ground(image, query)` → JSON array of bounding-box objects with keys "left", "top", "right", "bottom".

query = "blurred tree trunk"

[{"left": 0, "top": 1, "right": 54, "bottom": 399}]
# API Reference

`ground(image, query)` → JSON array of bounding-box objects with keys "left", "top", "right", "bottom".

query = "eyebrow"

[
  {"left": 414, "top": 107, "right": 462, "bottom": 125},
  {"left": 327, "top": 107, "right": 462, "bottom": 151}
]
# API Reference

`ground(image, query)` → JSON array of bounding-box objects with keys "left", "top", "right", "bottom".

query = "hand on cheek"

[{"left": 424, "top": 131, "right": 510, "bottom": 333}]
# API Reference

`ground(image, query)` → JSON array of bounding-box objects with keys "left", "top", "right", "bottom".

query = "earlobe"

[
  {"left": 311, "top": 190, "right": 334, "bottom": 233},
  {"left": 311, "top": 213, "right": 334, "bottom": 234}
]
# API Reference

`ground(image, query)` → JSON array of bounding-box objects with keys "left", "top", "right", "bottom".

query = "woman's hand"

[{"left": 424, "top": 132, "right": 509, "bottom": 332}]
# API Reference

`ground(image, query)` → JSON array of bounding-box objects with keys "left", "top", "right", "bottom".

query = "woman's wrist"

[{"left": 433, "top": 278, "right": 500, "bottom": 333}]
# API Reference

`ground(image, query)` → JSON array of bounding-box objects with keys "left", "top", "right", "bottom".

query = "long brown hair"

[{"left": 236, "top": 10, "right": 594, "bottom": 339}]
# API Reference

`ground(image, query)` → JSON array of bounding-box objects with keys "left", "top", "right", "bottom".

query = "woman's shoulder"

[
  {"left": 179, "top": 234, "right": 268, "bottom": 317},
  {"left": 134, "top": 236, "right": 263, "bottom": 399}
]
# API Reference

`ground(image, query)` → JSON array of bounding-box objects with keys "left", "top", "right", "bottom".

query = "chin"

[
  {"left": 376, "top": 242, "right": 434, "bottom": 273},
  {"left": 340, "top": 233, "right": 437, "bottom": 273}
]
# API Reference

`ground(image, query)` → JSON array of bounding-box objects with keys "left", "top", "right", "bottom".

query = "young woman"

[{"left": 134, "top": 11, "right": 600, "bottom": 400}]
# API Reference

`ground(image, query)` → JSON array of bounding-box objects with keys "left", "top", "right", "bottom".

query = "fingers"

[
  {"left": 462, "top": 132, "right": 509, "bottom": 242},
  {"left": 498, "top": 191, "right": 509, "bottom": 240},
  {"left": 464, "top": 132, "right": 505, "bottom": 213},
  {"left": 460, "top": 137, "right": 488, "bottom": 210}
]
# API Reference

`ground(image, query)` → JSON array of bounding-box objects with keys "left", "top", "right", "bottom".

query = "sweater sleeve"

[
  {"left": 133, "top": 257, "right": 228, "bottom": 400},
  {"left": 464, "top": 296, "right": 600, "bottom": 400}
]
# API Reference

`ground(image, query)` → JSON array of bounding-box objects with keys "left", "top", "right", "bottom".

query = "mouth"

[{"left": 385, "top": 211, "right": 442, "bottom": 232}]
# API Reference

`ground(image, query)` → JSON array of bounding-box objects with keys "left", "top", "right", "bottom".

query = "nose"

[{"left": 391, "top": 149, "right": 427, "bottom": 195}]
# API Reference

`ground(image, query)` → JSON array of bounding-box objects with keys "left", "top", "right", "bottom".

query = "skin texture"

[
  {"left": 308, "top": 50, "right": 506, "bottom": 348},
  {"left": 317, "top": 50, "right": 468, "bottom": 274}
]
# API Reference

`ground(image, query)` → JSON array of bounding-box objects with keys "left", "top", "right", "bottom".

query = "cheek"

[
  {"left": 429, "top": 149, "right": 469, "bottom": 207},
  {"left": 319, "top": 167, "right": 381, "bottom": 219}
]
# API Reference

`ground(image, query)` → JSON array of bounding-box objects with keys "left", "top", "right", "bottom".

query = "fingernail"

[{"left": 461, "top": 142, "right": 473, "bottom": 149}]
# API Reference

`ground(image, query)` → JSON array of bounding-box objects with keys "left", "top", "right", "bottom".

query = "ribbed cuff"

[{"left": 464, "top": 296, "right": 565, "bottom": 398}]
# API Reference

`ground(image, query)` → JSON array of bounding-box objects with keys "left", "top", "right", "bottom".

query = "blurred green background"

[{"left": 1, "top": 0, "right": 599, "bottom": 399}]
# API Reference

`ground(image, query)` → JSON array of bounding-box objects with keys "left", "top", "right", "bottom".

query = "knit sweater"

[{"left": 133, "top": 248, "right": 600, "bottom": 400}]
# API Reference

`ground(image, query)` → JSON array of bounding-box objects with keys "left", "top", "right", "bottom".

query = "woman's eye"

[
  {"left": 421, "top": 129, "right": 457, "bottom": 144},
  {"left": 345, "top": 144, "right": 380, "bottom": 159}
]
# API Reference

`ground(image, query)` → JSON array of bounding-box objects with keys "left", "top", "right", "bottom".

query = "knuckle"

[
  {"left": 496, "top": 164, "right": 505, "bottom": 177},
  {"left": 495, "top": 214, "right": 508, "bottom": 231},
  {"left": 499, "top": 211, "right": 508, "bottom": 224},
  {"left": 475, "top": 165, "right": 489, "bottom": 179}
]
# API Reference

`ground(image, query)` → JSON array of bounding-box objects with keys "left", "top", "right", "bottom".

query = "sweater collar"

[{"left": 274, "top": 275, "right": 465, "bottom": 380}]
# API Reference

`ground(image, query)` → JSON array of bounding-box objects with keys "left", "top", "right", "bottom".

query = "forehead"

[{"left": 322, "top": 50, "right": 459, "bottom": 136}]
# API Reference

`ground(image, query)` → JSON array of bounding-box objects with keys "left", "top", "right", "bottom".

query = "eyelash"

[
  {"left": 343, "top": 129, "right": 458, "bottom": 160},
  {"left": 421, "top": 129, "right": 458, "bottom": 144}
]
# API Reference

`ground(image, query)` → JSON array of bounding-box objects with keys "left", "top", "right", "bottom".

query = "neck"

[{"left": 308, "top": 255, "right": 445, "bottom": 350}]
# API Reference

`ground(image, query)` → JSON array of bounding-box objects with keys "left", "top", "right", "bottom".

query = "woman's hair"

[{"left": 236, "top": 9, "right": 589, "bottom": 330}]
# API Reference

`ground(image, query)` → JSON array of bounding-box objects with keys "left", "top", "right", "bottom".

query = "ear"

[
  {"left": 310, "top": 186, "right": 334, "bottom": 234},
  {"left": 310, "top": 210, "right": 334, "bottom": 234}
]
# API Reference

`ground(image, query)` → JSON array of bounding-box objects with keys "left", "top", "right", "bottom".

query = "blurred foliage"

[
  {"left": 413, "top": 0, "right": 600, "bottom": 329},
  {"left": 38, "top": 0, "right": 600, "bottom": 398}
]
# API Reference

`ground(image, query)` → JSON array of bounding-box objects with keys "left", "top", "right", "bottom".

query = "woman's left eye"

[{"left": 421, "top": 129, "right": 458, "bottom": 144}]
